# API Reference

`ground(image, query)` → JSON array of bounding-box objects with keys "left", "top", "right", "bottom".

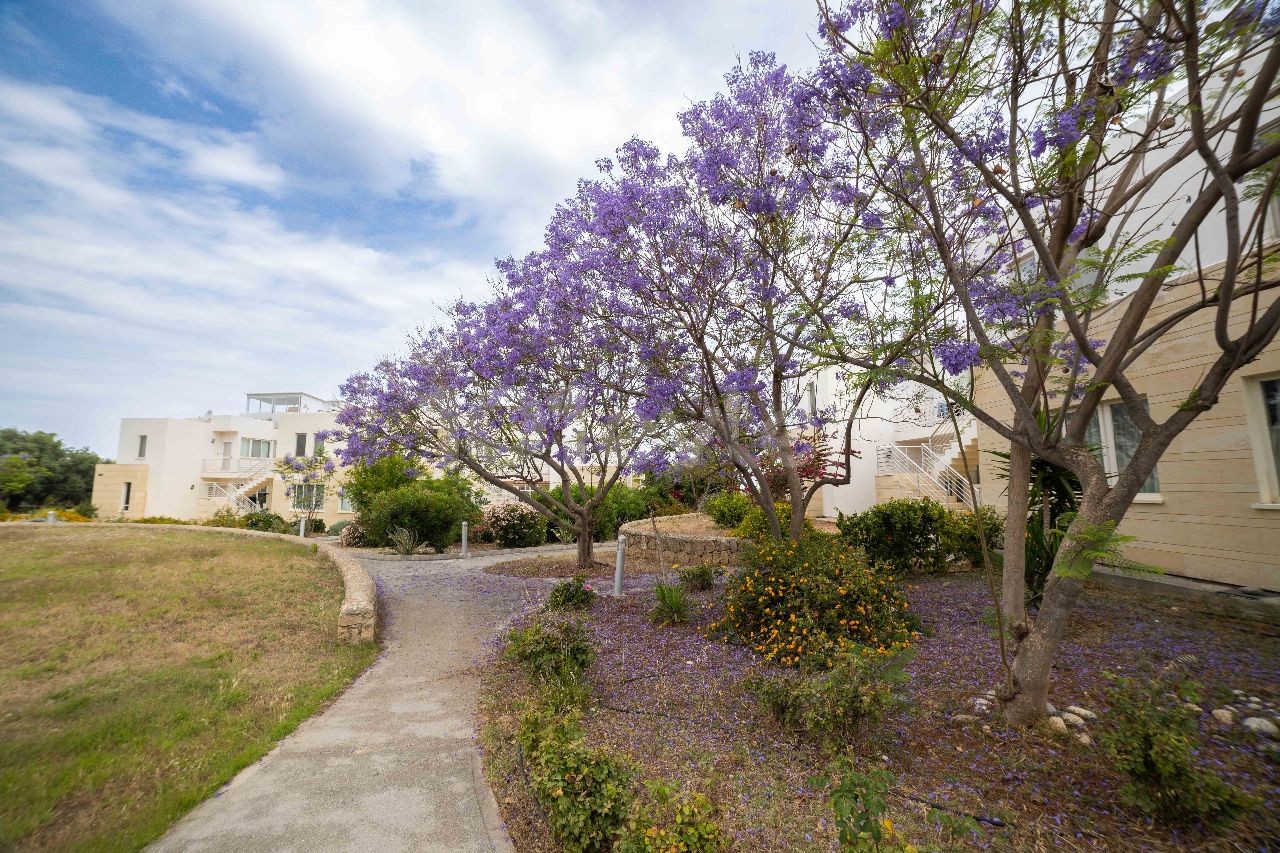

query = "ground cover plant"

[
  {"left": 0, "top": 526, "right": 376, "bottom": 851},
  {"left": 479, "top": 567, "right": 1278, "bottom": 851}
]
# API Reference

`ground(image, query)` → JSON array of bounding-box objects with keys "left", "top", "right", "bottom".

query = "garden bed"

[{"left": 478, "top": 572, "right": 1279, "bottom": 851}]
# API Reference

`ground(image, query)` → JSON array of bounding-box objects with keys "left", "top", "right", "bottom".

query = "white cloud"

[{"left": 95, "top": 0, "right": 817, "bottom": 246}]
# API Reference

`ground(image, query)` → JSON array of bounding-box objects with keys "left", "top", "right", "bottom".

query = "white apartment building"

[{"left": 92, "top": 391, "right": 356, "bottom": 526}]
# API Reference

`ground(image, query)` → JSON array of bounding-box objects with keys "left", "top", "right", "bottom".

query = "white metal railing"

[
  {"left": 201, "top": 456, "right": 276, "bottom": 476},
  {"left": 875, "top": 442, "right": 979, "bottom": 506},
  {"left": 200, "top": 482, "right": 258, "bottom": 513}
]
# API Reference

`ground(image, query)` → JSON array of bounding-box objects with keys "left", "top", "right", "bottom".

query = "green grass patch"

[{"left": 0, "top": 526, "right": 377, "bottom": 851}]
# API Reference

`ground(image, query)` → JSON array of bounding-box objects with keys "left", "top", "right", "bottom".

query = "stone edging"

[
  {"left": 618, "top": 515, "right": 744, "bottom": 566},
  {"left": 10, "top": 522, "right": 377, "bottom": 643}
]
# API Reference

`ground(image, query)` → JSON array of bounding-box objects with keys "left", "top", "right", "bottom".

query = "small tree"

[
  {"left": 275, "top": 450, "right": 336, "bottom": 534},
  {"left": 336, "top": 251, "right": 669, "bottom": 571}
]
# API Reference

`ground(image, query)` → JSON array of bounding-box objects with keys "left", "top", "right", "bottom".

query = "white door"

[{"left": 222, "top": 441, "right": 232, "bottom": 471}]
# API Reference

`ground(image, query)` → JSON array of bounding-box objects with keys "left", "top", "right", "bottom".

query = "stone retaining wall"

[
  {"left": 618, "top": 515, "right": 744, "bottom": 566},
  {"left": 11, "top": 522, "right": 377, "bottom": 643}
]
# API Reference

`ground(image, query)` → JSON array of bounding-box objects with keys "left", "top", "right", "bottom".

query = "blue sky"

[{"left": 0, "top": 0, "right": 817, "bottom": 455}]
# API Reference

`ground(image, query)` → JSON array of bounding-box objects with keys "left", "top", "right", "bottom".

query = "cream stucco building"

[{"left": 92, "top": 392, "right": 357, "bottom": 527}]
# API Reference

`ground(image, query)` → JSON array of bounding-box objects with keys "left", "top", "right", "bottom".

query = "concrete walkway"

[{"left": 152, "top": 551, "right": 560, "bottom": 853}]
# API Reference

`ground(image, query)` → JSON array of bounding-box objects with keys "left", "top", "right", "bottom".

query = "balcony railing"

[{"left": 201, "top": 456, "right": 277, "bottom": 475}]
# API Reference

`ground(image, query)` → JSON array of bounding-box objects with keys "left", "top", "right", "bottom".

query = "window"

[
  {"left": 295, "top": 433, "right": 307, "bottom": 456},
  {"left": 1076, "top": 400, "right": 1161, "bottom": 495},
  {"left": 1247, "top": 376, "right": 1280, "bottom": 506},
  {"left": 314, "top": 435, "right": 325, "bottom": 456},
  {"left": 339, "top": 492, "right": 353, "bottom": 513},
  {"left": 137, "top": 435, "right": 147, "bottom": 458},
  {"left": 239, "top": 438, "right": 273, "bottom": 458},
  {"left": 1263, "top": 379, "right": 1280, "bottom": 484},
  {"left": 292, "top": 484, "right": 325, "bottom": 511},
  {"left": 121, "top": 481, "right": 132, "bottom": 511}
]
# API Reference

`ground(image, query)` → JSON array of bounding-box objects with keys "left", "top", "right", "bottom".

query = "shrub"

[
  {"left": 134, "top": 516, "right": 187, "bottom": 525},
  {"left": 651, "top": 582, "right": 691, "bottom": 625},
  {"left": 943, "top": 505, "right": 1004, "bottom": 568},
  {"left": 240, "top": 510, "right": 292, "bottom": 534},
  {"left": 360, "top": 485, "right": 467, "bottom": 551},
  {"left": 748, "top": 646, "right": 914, "bottom": 744},
  {"left": 651, "top": 503, "right": 691, "bottom": 517},
  {"left": 74, "top": 499, "right": 97, "bottom": 519},
  {"left": 1101, "top": 665, "right": 1256, "bottom": 826},
  {"left": 204, "top": 507, "right": 243, "bottom": 529},
  {"left": 838, "top": 498, "right": 953, "bottom": 574},
  {"left": 679, "top": 563, "right": 716, "bottom": 591},
  {"left": 734, "top": 502, "right": 815, "bottom": 540},
  {"left": 308, "top": 517, "right": 326, "bottom": 534},
  {"left": 539, "top": 482, "right": 649, "bottom": 541},
  {"left": 518, "top": 708, "right": 635, "bottom": 853},
  {"left": 714, "top": 535, "right": 915, "bottom": 668},
  {"left": 547, "top": 575, "right": 596, "bottom": 611},
  {"left": 505, "top": 618, "right": 594, "bottom": 685},
  {"left": 339, "top": 518, "right": 367, "bottom": 547},
  {"left": 817, "top": 765, "right": 915, "bottom": 853},
  {"left": 703, "top": 491, "right": 752, "bottom": 528},
  {"left": 328, "top": 519, "right": 350, "bottom": 537},
  {"left": 618, "top": 781, "right": 725, "bottom": 852},
  {"left": 341, "top": 456, "right": 419, "bottom": 513},
  {"left": 486, "top": 502, "right": 548, "bottom": 548}
]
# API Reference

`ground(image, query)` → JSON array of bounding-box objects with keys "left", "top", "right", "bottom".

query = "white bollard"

[
  {"left": 461, "top": 521, "right": 469, "bottom": 558},
  {"left": 47, "top": 510, "right": 57, "bottom": 525},
  {"left": 613, "top": 534, "right": 626, "bottom": 597},
  {"left": 299, "top": 516, "right": 306, "bottom": 538}
]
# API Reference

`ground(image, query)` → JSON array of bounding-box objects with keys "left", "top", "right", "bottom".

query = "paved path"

[{"left": 152, "top": 551, "right": 559, "bottom": 853}]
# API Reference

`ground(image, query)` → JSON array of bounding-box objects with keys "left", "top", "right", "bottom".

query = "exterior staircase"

[
  {"left": 875, "top": 415, "right": 981, "bottom": 509},
  {"left": 200, "top": 457, "right": 276, "bottom": 514}
]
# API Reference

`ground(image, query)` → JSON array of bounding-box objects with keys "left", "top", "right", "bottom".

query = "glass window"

[
  {"left": 295, "top": 433, "right": 307, "bottom": 457},
  {"left": 240, "top": 437, "right": 250, "bottom": 457},
  {"left": 292, "top": 484, "right": 325, "bottom": 511},
  {"left": 137, "top": 435, "right": 147, "bottom": 458},
  {"left": 1110, "top": 402, "right": 1160, "bottom": 494},
  {"left": 121, "top": 481, "right": 132, "bottom": 511},
  {"left": 339, "top": 492, "right": 353, "bottom": 513},
  {"left": 1264, "top": 378, "right": 1280, "bottom": 488},
  {"left": 314, "top": 435, "right": 325, "bottom": 456}
]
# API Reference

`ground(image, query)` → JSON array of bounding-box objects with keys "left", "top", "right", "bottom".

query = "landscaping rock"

[
  {"left": 1242, "top": 717, "right": 1279, "bottom": 738},
  {"left": 1184, "top": 703, "right": 1203, "bottom": 714},
  {"left": 1212, "top": 708, "right": 1235, "bottom": 725},
  {"left": 1047, "top": 716, "right": 1069, "bottom": 735},
  {"left": 951, "top": 714, "right": 980, "bottom": 725},
  {"left": 972, "top": 697, "right": 992, "bottom": 714},
  {"left": 1065, "top": 705, "right": 1097, "bottom": 720},
  {"left": 1045, "top": 702, "right": 1057, "bottom": 715},
  {"left": 1076, "top": 733, "right": 1093, "bottom": 746},
  {"left": 1061, "top": 712, "right": 1086, "bottom": 728}
]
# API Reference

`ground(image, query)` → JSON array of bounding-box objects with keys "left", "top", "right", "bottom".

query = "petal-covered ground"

[{"left": 478, "top": 570, "right": 1279, "bottom": 851}]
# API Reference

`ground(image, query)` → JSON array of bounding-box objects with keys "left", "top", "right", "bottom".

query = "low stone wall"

[
  {"left": 618, "top": 515, "right": 744, "bottom": 566},
  {"left": 11, "top": 522, "right": 377, "bottom": 643}
]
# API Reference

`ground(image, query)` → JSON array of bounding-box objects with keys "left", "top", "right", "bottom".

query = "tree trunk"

[
  {"left": 1002, "top": 500, "right": 1105, "bottom": 724},
  {"left": 576, "top": 519, "right": 594, "bottom": 571},
  {"left": 1001, "top": 441, "right": 1032, "bottom": 628}
]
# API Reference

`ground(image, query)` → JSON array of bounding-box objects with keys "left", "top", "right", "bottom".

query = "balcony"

[{"left": 202, "top": 456, "right": 277, "bottom": 477}]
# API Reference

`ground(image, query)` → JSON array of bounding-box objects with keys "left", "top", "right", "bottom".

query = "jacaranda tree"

[
  {"left": 552, "top": 54, "right": 892, "bottom": 539},
  {"left": 807, "top": 0, "right": 1280, "bottom": 722},
  {"left": 335, "top": 250, "right": 667, "bottom": 570}
]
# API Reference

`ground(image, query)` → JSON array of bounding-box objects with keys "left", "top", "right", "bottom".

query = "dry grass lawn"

[{"left": 0, "top": 525, "right": 377, "bottom": 852}]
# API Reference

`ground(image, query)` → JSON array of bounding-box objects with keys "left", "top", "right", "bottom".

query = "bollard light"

[
  {"left": 613, "top": 533, "right": 626, "bottom": 597},
  {"left": 461, "top": 521, "right": 469, "bottom": 558}
]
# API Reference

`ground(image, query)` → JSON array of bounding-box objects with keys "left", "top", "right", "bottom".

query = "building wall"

[
  {"left": 974, "top": 267, "right": 1280, "bottom": 590},
  {"left": 91, "top": 463, "right": 149, "bottom": 520}
]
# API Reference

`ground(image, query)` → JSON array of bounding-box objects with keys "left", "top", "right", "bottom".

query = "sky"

[{"left": 0, "top": 0, "right": 819, "bottom": 456}]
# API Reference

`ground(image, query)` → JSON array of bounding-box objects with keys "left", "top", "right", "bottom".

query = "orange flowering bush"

[{"left": 712, "top": 534, "right": 915, "bottom": 668}]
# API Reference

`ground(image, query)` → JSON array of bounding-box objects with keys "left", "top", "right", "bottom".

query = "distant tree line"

[{"left": 0, "top": 428, "right": 108, "bottom": 513}]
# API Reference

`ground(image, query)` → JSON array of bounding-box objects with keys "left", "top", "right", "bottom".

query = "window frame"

[
  {"left": 292, "top": 483, "right": 325, "bottom": 511},
  {"left": 121, "top": 481, "right": 132, "bottom": 512},
  {"left": 1243, "top": 371, "right": 1280, "bottom": 508},
  {"left": 1074, "top": 399, "right": 1163, "bottom": 501},
  {"left": 137, "top": 435, "right": 147, "bottom": 459},
  {"left": 295, "top": 433, "right": 307, "bottom": 457}
]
